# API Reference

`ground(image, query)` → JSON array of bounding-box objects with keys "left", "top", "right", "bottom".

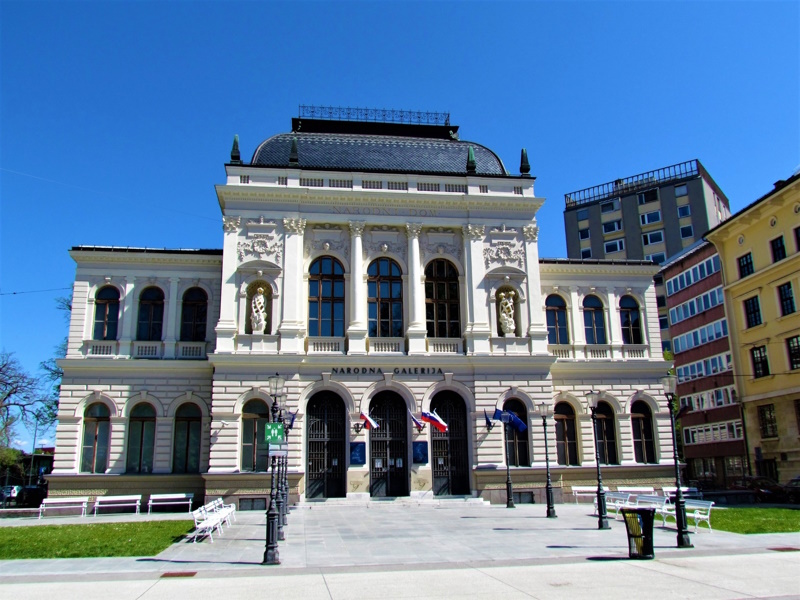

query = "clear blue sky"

[{"left": 1, "top": 1, "right": 798, "bottom": 450}]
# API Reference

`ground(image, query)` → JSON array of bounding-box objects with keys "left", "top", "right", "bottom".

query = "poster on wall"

[
  {"left": 412, "top": 441, "right": 428, "bottom": 464},
  {"left": 350, "top": 442, "right": 366, "bottom": 466}
]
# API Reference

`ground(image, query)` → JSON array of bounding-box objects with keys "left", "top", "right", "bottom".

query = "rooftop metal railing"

[
  {"left": 565, "top": 160, "right": 699, "bottom": 207},
  {"left": 298, "top": 105, "right": 450, "bottom": 126}
]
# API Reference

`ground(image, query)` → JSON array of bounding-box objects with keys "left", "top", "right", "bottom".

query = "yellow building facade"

[{"left": 706, "top": 173, "right": 800, "bottom": 483}]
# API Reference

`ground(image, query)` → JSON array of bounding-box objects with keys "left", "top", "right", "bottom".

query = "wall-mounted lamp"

[{"left": 353, "top": 422, "right": 364, "bottom": 434}]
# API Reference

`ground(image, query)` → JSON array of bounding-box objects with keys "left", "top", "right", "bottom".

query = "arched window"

[
  {"left": 620, "top": 295, "right": 642, "bottom": 344},
  {"left": 173, "top": 403, "right": 202, "bottom": 473},
  {"left": 245, "top": 282, "right": 272, "bottom": 335},
  {"left": 425, "top": 259, "right": 461, "bottom": 338},
  {"left": 241, "top": 399, "right": 270, "bottom": 472},
  {"left": 309, "top": 256, "right": 345, "bottom": 337},
  {"left": 594, "top": 401, "right": 618, "bottom": 465},
  {"left": 546, "top": 294, "right": 569, "bottom": 344},
  {"left": 495, "top": 285, "right": 520, "bottom": 337},
  {"left": 126, "top": 403, "right": 156, "bottom": 473},
  {"left": 180, "top": 288, "right": 208, "bottom": 342},
  {"left": 137, "top": 287, "right": 164, "bottom": 341},
  {"left": 503, "top": 398, "right": 530, "bottom": 467},
  {"left": 93, "top": 286, "right": 120, "bottom": 340},
  {"left": 631, "top": 400, "right": 656, "bottom": 464},
  {"left": 81, "top": 403, "right": 110, "bottom": 473},
  {"left": 555, "top": 402, "right": 579, "bottom": 466},
  {"left": 583, "top": 295, "right": 606, "bottom": 344},
  {"left": 368, "top": 258, "right": 403, "bottom": 338}
]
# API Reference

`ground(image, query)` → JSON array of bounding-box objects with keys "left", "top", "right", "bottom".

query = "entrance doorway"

[
  {"left": 306, "top": 392, "right": 347, "bottom": 499},
  {"left": 369, "top": 391, "right": 409, "bottom": 497},
  {"left": 430, "top": 391, "right": 470, "bottom": 496}
]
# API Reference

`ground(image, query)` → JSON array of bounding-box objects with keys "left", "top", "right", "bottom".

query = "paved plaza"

[{"left": 0, "top": 501, "right": 799, "bottom": 599}]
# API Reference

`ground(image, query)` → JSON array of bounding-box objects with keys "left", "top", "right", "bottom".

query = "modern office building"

[
  {"left": 660, "top": 241, "right": 745, "bottom": 488},
  {"left": 50, "top": 108, "right": 676, "bottom": 507},
  {"left": 563, "top": 160, "right": 731, "bottom": 353},
  {"left": 705, "top": 172, "right": 800, "bottom": 483}
]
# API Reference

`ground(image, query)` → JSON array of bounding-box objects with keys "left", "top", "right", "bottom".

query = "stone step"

[{"left": 296, "top": 495, "right": 491, "bottom": 509}]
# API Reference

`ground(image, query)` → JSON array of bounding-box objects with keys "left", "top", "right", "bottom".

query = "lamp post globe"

[{"left": 660, "top": 374, "right": 693, "bottom": 548}]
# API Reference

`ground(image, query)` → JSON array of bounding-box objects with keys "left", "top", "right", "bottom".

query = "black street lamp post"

[
  {"left": 262, "top": 453, "right": 280, "bottom": 564},
  {"left": 501, "top": 412, "right": 515, "bottom": 508},
  {"left": 538, "top": 402, "right": 557, "bottom": 518},
  {"left": 586, "top": 391, "right": 609, "bottom": 530},
  {"left": 661, "top": 374, "right": 693, "bottom": 549}
]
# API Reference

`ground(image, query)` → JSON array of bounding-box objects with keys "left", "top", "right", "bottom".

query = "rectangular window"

[
  {"left": 659, "top": 316, "right": 669, "bottom": 330},
  {"left": 640, "top": 210, "right": 661, "bottom": 225},
  {"left": 744, "top": 296, "right": 762, "bottom": 328},
  {"left": 645, "top": 253, "right": 666, "bottom": 264},
  {"left": 577, "top": 208, "right": 589, "bottom": 221},
  {"left": 677, "top": 205, "right": 691, "bottom": 218},
  {"left": 738, "top": 253, "right": 754, "bottom": 278},
  {"left": 602, "top": 220, "right": 622, "bottom": 234},
  {"left": 758, "top": 404, "right": 778, "bottom": 437},
  {"left": 638, "top": 189, "right": 658, "bottom": 205},
  {"left": 796, "top": 226, "right": 800, "bottom": 251},
  {"left": 788, "top": 335, "right": 800, "bottom": 370},
  {"left": 751, "top": 346, "right": 770, "bottom": 379},
  {"left": 600, "top": 199, "right": 619, "bottom": 213},
  {"left": 778, "top": 282, "right": 796, "bottom": 316},
  {"left": 675, "top": 184, "right": 688, "bottom": 197},
  {"left": 642, "top": 230, "right": 664, "bottom": 246},
  {"left": 604, "top": 238, "right": 624, "bottom": 254},
  {"left": 579, "top": 228, "right": 590, "bottom": 240},
  {"left": 581, "top": 248, "right": 592, "bottom": 259},
  {"left": 680, "top": 225, "right": 694, "bottom": 239},
  {"left": 771, "top": 236, "right": 787, "bottom": 262}
]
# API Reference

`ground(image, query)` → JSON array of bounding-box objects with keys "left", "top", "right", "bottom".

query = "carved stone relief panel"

[
  {"left": 364, "top": 226, "right": 407, "bottom": 261},
  {"left": 304, "top": 224, "right": 350, "bottom": 260},
  {"left": 422, "top": 227, "right": 462, "bottom": 261}
]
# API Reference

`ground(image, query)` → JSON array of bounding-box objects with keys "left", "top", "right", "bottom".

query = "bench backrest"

[
  {"left": 572, "top": 486, "right": 608, "bottom": 493},
  {"left": 149, "top": 493, "right": 193, "bottom": 501},
  {"left": 636, "top": 495, "right": 669, "bottom": 506},
  {"left": 42, "top": 497, "right": 89, "bottom": 505},
  {"left": 617, "top": 487, "right": 655, "bottom": 494},
  {"left": 684, "top": 500, "right": 714, "bottom": 510},
  {"left": 95, "top": 495, "right": 141, "bottom": 502}
]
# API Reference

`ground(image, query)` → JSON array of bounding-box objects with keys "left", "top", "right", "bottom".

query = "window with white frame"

[
  {"left": 581, "top": 248, "right": 592, "bottom": 259},
  {"left": 669, "top": 286, "right": 724, "bottom": 325},
  {"left": 604, "top": 238, "right": 624, "bottom": 254},
  {"left": 672, "top": 318, "right": 728, "bottom": 354},
  {"left": 602, "top": 220, "right": 622, "bottom": 234},
  {"left": 640, "top": 210, "right": 661, "bottom": 225},
  {"left": 666, "top": 254, "right": 720, "bottom": 296},
  {"left": 638, "top": 189, "right": 658, "bottom": 204},
  {"left": 645, "top": 252, "right": 666, "bottom": 264},
  {"left": 677, "top": 205, "right": 691, "bottom": 218},
  {"left": 601, "top": 198, "right": 620, "bottom": 213},
  {"left": 680, "top": 225, "right": 694, "bottom": 239},
  {"left": 675, "top": 184, "right": 688, "bottom": 197},
  {"left": 579, "top": 228, "right": 590, "bottom": 240},
  {"left": 642, "top": 230, "right": 664, "bottom": 246}
]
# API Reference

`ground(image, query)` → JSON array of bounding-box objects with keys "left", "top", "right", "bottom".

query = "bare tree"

[{"left": 0, "top": 353, "right": 55, "bottom": 446}]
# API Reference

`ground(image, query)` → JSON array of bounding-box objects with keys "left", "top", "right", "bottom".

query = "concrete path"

[{"left": 1, "top": 502, "right": 799, "bottom": 599}]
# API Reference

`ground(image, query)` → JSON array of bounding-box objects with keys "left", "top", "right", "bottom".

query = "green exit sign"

[{"left": 264, "top": 423, "right": 284, "bottom": 443}]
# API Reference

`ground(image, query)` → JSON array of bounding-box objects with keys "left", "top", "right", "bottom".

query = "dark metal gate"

[
  {"left": 306, "top": 392, "right": 346, "bottom": 499},
  {"left": 369, "top": 391, "right": 409, "bottom": 497},
  {"left": 431, "top": 391, "right": 470, "bottom": 496}
]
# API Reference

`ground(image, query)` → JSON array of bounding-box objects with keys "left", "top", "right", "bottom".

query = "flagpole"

[{"left": 501, "top": 412, "right": 515, "bottom": 509}]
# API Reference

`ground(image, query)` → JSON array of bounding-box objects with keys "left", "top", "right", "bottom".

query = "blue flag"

[
  {"left": 492, "top": 408, "right": 528, "bottom": 432},
  {"left": 484, "top": 409, "right": 493, "bottom": 429}
]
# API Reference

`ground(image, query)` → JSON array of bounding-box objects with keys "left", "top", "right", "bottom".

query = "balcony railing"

[
  {"left": 308, "top": 337, "right": 346, "bottom": 355},
  {"left": 368, "top": 338, "right": 404, "bottom": 354},
  {"left": 86, "top": 340, "right": 117, "bottom": 357},
  {"left": 428, "top": 338, "right": 464, "bottom": 354},
  {"left": 177, "top": 342, "right": 208, "bottom": 359},
  {"left": 133, "top": 341, "right": 162, "bottom": 359}
]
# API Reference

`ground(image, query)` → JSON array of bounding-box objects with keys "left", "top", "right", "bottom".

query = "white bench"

[
  {"left": 595, "top": 492, "right": 632, "bottom": 518},
  {"left": 662, "top": 486, "right": 703, "bottom": 500},
  {"left": 93, "top": 494, "right": 142, "bottom": 516},
  {"left": 633, "top": 495, "right": 672, "bottom": 526},
  {"left": 38, "top": 496, "right": 89, "bottom": 519},
  {"left": 188, "top": 507, "right": 224, "bottom": 543},
  {"left": 664, "top": 499, "right": 715, "bottom": 532},
  {"left": 206, "top": 498, "right": 236, "bottom": 526},
  {"left": 571, "top": 485, "right": 609, "bottom": 503},
  {"left": 148, "top": 493, "right": 194, "bottom": 513},
  {"left": 617, "top": 486, "right": 655, "bottom": 498}
]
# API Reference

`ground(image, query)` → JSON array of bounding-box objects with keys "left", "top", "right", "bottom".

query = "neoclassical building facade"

[{"left": 50, "top": 111, "right": 676, "bottom": 506}]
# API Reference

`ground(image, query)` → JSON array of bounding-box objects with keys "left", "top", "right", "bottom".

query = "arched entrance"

[
  {"left": 369, "top": 391, "right": 409, "bottom": 497},
  {"left": 430, "top": 391, "right": 470, "bottom": 496},
  {"left": 306, "top": 391, "right": 347, "bottom": 499}
]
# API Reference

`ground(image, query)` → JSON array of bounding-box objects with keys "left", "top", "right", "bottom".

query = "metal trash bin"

[{"left": 620, "top": 507, "right": 655, "bottom": 559}]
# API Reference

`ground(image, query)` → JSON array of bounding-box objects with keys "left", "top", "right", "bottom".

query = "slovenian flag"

[
  {"left": 408, "top": 409, "right": 425, "bottom": 430},
  {"left": 422, "top": 410, "right": 448, "bottom": 432},
  {"left": 360, "top": 411, "right": 379, "bottom": 429}
]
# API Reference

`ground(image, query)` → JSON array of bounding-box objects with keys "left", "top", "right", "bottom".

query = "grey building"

[{"left": 563, "top": 160, "right": 731, "bottom": 352}]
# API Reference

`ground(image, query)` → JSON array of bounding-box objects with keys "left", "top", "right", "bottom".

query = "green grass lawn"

[
  {"left": 0, "top": 520, "right": 194, "bottom": 559},
  {"left": 663, "top": 507, "right": 800, "bottom": 534}
]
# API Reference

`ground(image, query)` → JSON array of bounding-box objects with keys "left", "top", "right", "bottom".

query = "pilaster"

[
  {"left": 462, "top": 224, "right": 491, "bottom": 355},
  {"left": 215, "top": 216, "right": 242, "bottom": 353},
  {"left": 523, "top": 224, "right": 548, "bottom": 354},
  {"left": 406, "top": 222, "right": 426, "bottom": 354},
  {"left": 347, "top": 221, "right": 367, "bottom": 354},
  {"left": 278, "top": 217, "right": 307, "bottom": 354}
]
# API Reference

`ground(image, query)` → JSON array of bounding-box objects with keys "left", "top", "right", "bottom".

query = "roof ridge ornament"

[
  {"left": 289, "top": 137, "right": 299, "bottom": 165},
  {"left": 230, "top": 134, "right": 241, "bottom": 165},
  {"left": 466, "top": 146, "right": 476, "bottom": 174},
  {"left": 520, "top": 148, "right": 531, "bottom": 177}
]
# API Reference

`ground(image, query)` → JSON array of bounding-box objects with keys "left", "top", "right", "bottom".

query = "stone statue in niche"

[
  {"left": 251, "top": 287, "right": 267, "bottom": 334},
  {"left": 498, "top": 290, "right": 516, "bottom": 336}
]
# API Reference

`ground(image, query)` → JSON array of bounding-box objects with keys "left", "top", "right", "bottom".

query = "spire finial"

[
  {"left": 289, "top": 136, "right": 299, "bottom": 165},
  {"left": 520, "top": 148, "right": 530, "bottom": 177},
  {"left": 230, "top": 134, "right": 241, "bottom": 164},
  {"left": 466, "top": 146, "right": 476, "bottom": 174}
]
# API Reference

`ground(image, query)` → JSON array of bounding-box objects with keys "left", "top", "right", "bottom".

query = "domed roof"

[{"left": 250, "top": 129, "right": 508, "bottom": 177}]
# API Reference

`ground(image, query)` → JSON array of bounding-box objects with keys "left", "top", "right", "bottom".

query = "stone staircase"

[{"left": 296, "top": 495, "right": 491, "bottom": 509}]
